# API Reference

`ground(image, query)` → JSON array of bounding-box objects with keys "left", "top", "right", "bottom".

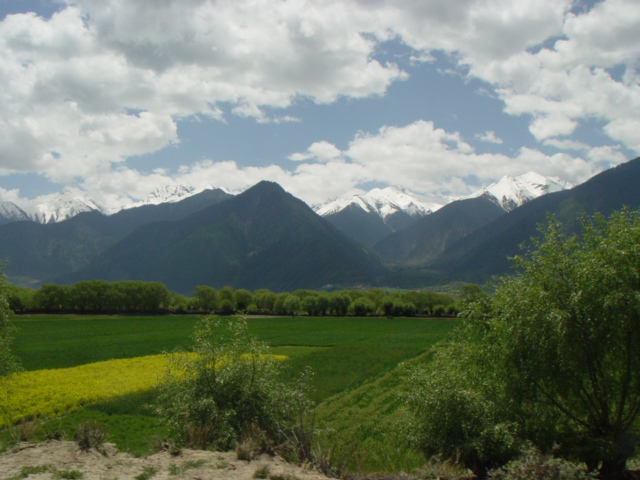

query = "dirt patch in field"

[{"left": 0, "top": 440, "right": 331, "bottom": 480}]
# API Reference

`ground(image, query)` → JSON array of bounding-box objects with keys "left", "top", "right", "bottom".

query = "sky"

[{"left": 0, "top": 0, "right": 638, "bottom": 208}]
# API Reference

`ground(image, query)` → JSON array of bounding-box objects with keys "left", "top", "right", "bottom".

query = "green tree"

[
  {"left": 348, "top": 297, "right": 376, "bottom": 316},
  {"left": 283, "top": 295, "right": 301, "bottom": 316},
  {"left": 153, "top": 316, "right": 312, "bottom": 450},
  {"left": 193, "top": 285, "right": 218, "bottom": 311},
  {"left": 253, "top": 289, "right": 276, "bottom": 313},
  {"left": 34, "top": 284, "right": 72, "bottom": 312},
  {"left": 233, "top": 289, "right": 253, "bottom": 312},
  {"left": 301, "top": 295, "right": 319, "bottom": 316},
  {"left": 0, "top": 265, "right": 20, "bottom": 377},
  {"left": 328, "top": 292, "right": 350, "bottom": 316},
  {"left": 406, "top": 210, "right": 640, "bottom": 479}
]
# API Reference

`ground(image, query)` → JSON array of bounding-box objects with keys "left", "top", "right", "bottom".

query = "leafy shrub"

[
  {"left": 54, "top": 470, "right": 83, "bottom": 479},
  {"left": 134, "top": 466, "right": 158, "bottom": 480},
  {"left": 348, "top": 297, "right": 376, "bottom": 316},
  {"left": 219, "top": 299, "right": 236, "bottom": 315},
  {"left": 9, "top": 419, "right": 40, "bottom": 442},
  {"left": 489, "top": 446, "right": 597, "bottom": 480},
  {"left": 253, "top": 466, "right": 270, "bottom": 478},
  {"left": 74, "top": 421, "right": 106, "bottom": 453},
  {"left": 154, "top": 316, "right": 313, "bottom": 452},
  {"left": 246, "top": 303, "right": 260, "bottom": 314}
]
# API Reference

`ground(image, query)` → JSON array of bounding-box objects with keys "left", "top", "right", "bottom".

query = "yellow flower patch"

[{"left": 0, "top": 353, "right": 287, "bottom": 426}]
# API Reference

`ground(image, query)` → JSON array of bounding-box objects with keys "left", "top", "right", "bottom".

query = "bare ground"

[{"left": 0, "top": 440, "right": 332, "bottom": 480}]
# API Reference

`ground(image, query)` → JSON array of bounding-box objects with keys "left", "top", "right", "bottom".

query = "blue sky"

[{"left": 0, "top": 0, "right": 638, "bottom": 207}]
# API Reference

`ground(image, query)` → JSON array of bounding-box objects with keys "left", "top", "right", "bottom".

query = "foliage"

[
  {"left": 153, "top": 316, "right": 312, "bottom": 451},
  {"left": 134, "top": 466, "right": 158, "bottom": 480},
  {"left": 74, "top": 421, "right": 106, "bottom": 453},
  {"left": 347, "top": 297, "right": 376, "bottom": 316},
  {"left": 53, "top": 470, "right": 84, "bottom": 480},
  {"left": 192, "top": 285, "right": 218, "bottom": 311},
  {"left": 488, "top": 446, "right": 597, "bottom": 480},
  {"left": 327, "top": 292, "right": 350, "bottom": 316},
  {"left": 282, "top": 295, "right": 302, "bottom": 315},
  {"left": 168, "top": 460, "right": 206, "bottom": 476},
  {"left": 0, "top": 263, "right": 20, "bottom": 378},
  {"left": 32, "top": 280, "right": 170, "bottom": 313},
  {"left": 406, "top": 210, "right": 640, "bottom": 479},
  {"left": 6, "top": 465, "right": 54, "bottom": 480}
]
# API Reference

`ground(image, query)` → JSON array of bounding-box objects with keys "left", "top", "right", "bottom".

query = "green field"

[{"left": 7, "top": 314, "right": 458, "bottom": 472}]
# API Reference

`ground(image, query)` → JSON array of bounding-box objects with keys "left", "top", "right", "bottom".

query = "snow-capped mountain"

[
  {"left": 314, "top": 186, "right": 440, "bottom": 222},
  {"left": 22, "top": 193, "right": 106, "bottom": 224},
  {"left": 122, "top": 184, "right": 224, "bottom": 210},
  {"left": 467, "top": 172, "right": 572, "bottom": 212},
  {"left": 0, "top": 201, "right": 30, "bottom": 224}
]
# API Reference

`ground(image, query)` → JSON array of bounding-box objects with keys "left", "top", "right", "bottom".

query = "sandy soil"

[{"left": 0, "top": 440, "right": 332, "bottom": 480}]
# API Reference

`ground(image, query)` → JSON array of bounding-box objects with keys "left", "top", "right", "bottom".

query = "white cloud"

[
  {"left": 284, "top": 121, "right": 600, "bottom": 202},
  {"left": 475, "top": 131, "right": 503, "bottom": 144},
  {"left": 59, "top": 120, "right": 614, "bottom": 208},
  {"left": 0, "top": 0, "right": 638, "bottom": 203},
  {"left": 287, "top": 141, "right": 343, "bottom": 163},
  {"left": 0, "top": 0, "right": 405, "bottom": 184}
]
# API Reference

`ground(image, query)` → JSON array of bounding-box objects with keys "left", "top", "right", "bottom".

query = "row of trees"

[
  {"left": 7, "top": 281, "right": 461, "bottom": 317},
  {"left": 191, "top": 285, "right": 460, "bottom": 317},
  {"left": 9, "top": 281, "right": 171, "bottom": 314}
]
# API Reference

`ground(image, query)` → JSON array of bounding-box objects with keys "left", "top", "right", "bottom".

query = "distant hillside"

[
  {"left": 59, "top": 181, "right": 383, "bottom": 293},
  {"left": 374, "top": 196, "right": 506, "bottom": 265},
  {"left": 430, "top": 156, "right": 640, "bottom": 281},
  {"left": 315, "top": 187, "right": 437, "bottom": 247},
  {"left": 0, "top": 188, "right": 232, "bottom": 284}
]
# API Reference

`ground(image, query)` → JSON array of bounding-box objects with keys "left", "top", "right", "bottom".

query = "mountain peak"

[
  {"left": 314, "top": 186, "right": 439, "bottom": 221},
  {"left": 24, "top": 192, "right": 105, "bottom": 224},
  {"left": 468, "top": 172, "right": 572, "bottom": 212},
  {"left": 123, "top": 184, "right": 225, "bottom": 210}
]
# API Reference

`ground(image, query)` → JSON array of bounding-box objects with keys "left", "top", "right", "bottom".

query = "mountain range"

[{"left": 0, "top": 158, "right": 637, "bottom": 292}]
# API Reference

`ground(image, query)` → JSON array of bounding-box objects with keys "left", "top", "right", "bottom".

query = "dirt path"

[{"left": 0, "top": 440, "right": 331, "bottom": 480}]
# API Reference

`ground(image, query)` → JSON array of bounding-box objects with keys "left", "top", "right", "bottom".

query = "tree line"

[{"left": 6, "top": 280, "right": 461, "bottom": 316}]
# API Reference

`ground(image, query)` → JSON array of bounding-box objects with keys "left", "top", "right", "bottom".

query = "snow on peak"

[
  {"left": 0, "top": 201, "right": 30, "bottom": 222},
  {"left": 315, "top": 186, "right": 440, "bottom": 221},
  {"left": 468, "top": 172, "right": 572, "bottom": 211},
  {"left": 122, "top": 184, "right": 224, "bottom": 210},
  {"left": 24, "top": 193, "right": 105, "bottom": 224}
]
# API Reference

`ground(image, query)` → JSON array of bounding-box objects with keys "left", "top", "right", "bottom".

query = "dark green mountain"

[
  {"left": 374, "top": 196, "right": 506, "bottom": 265},
  {"left": 323, "top": 205, "right": 394, "bottom": 247},
  {"left": 0, "top": 188, "right": 232, "bottom": 284},
  {"left": 59, "top": 181, "right": 383, "bottom": 293},
  {"left": 430, "top": 156, "right": 640, "bottom": 281}
]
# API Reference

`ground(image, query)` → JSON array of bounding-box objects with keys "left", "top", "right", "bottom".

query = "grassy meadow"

[{"left": 3, "top": 314, "right": 457, "bottom": 472}]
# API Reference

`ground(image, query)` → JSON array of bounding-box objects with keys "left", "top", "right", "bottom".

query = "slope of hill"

[
  {"left": 373, "top": 172, "right": 572, "bottom": 267},
  {"left": 315, "top": 187, "right": 438, "bottom": 246},
  {"left": 0, "top": 201, "right": 30, "bottom": 225},
  {"left": 374, "top": 196, "right": 506, "bottom": 265},
  {"left": 0, "top": 188, "right": 232, "bottom": 284},
  {"left": 60, "top": 181, "right": 384, "bottom": 293},
  {"left": 430, "top": 156, "right": 640, "bottom": 281},
  {"left": 467, "top": 172, "right": 571, "bottom": 211}
]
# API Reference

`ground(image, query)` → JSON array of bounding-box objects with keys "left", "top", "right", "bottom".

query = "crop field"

[{"left": 4, "top": 314, "right": 458, "bottom": 471}]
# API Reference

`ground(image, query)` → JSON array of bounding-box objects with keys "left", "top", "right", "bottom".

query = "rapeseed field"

[{"left": 0, "top": 353, "right": 286, "bottom": 426}]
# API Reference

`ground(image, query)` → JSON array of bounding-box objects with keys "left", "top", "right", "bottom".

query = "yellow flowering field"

[{"left": 0, "top": 353, "right": 287, "bottom": 426}]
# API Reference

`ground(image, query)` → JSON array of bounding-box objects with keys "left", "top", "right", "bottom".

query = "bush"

[
  {"left": 406, "top": 211, "right": 640, "bottom": 479},
  {"left": 489, "top": 446, "right": 597, "bottom": 480},
  {"left": 74, "top": 421, "right": 106, "bottom": 453},
  {"left": 153, "top": 316, "right": 313, "bottom": 451},
  {"left": 348, "top": 297, "right": 376, "bottom": 316},
  {"left": 219, "top": 299, "right": 236, "bottom": 315}
]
